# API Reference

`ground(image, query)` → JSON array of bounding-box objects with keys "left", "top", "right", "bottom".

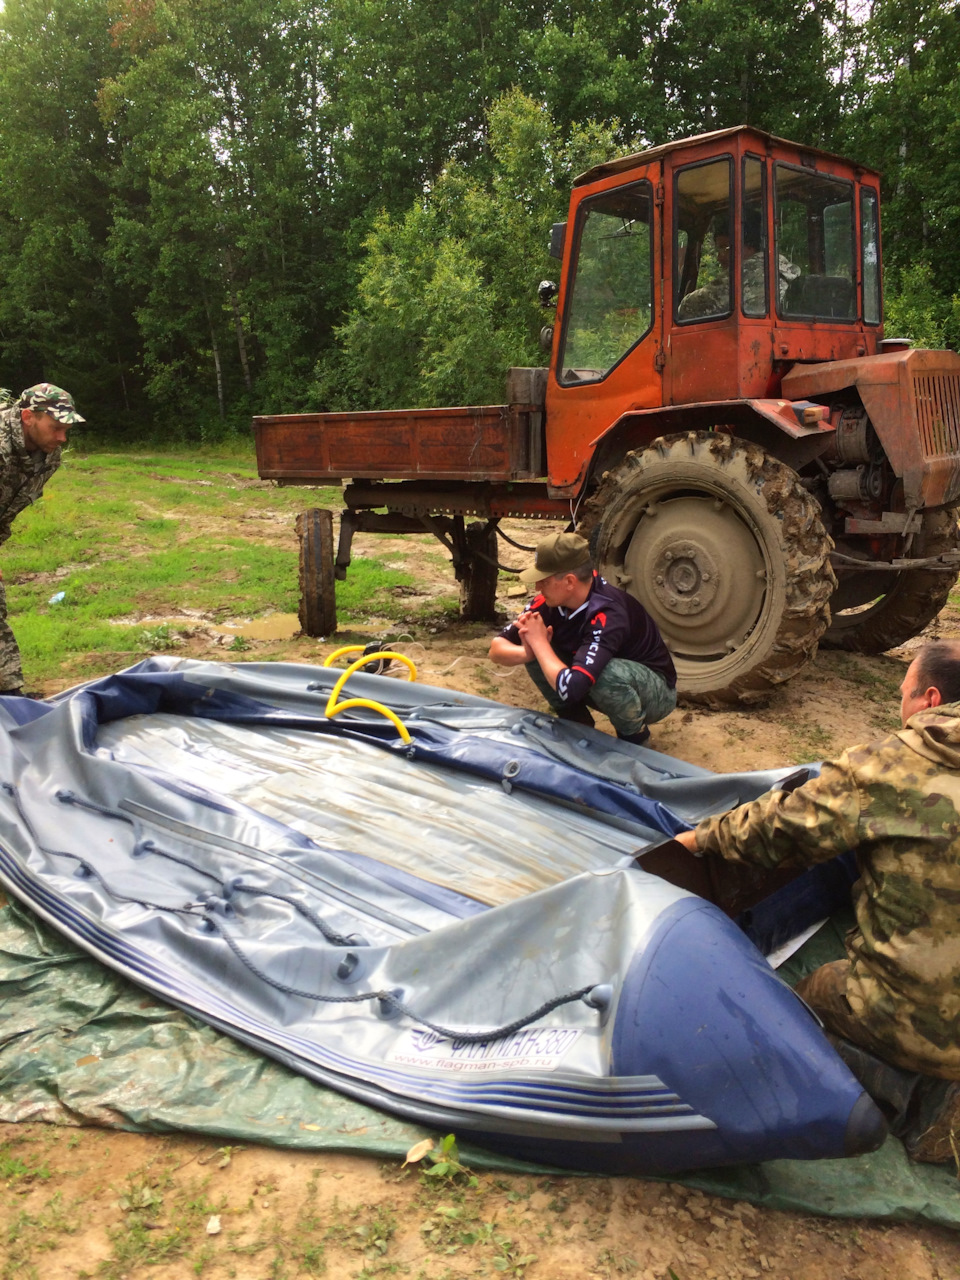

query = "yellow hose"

[
  {"left": 325, "top": 698, "right": 412, "bottom": 744},
  {"left": 321, "top": 650, "right": 418, "bottom": 743}
]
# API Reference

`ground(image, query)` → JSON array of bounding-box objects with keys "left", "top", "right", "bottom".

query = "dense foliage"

[{"left": 0, "top": 0, "right": 958, "bottom": 436}]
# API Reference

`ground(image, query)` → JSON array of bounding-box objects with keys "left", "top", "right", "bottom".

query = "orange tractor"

[{"left": 254, "top": 125, "right": 960, "bottom": 704}]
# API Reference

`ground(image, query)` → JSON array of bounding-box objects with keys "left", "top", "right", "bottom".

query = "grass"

[
  {"left": 89, "top": 1165, "right": 235, "bottom": 1280},
  {"left": 2, "top": 442, "right": 424, "bottom": 685},
  {"left": 0, "top": 1145, "right": 50, "bottom": 1185},
  {"left": 826, "top": 651, "right": 903, "bottom": 731},
  {"left": 786, "top": 717, "right": 839, "bottom": 764},
  {"left": 3, "top": 1192, "right": 81, "bottom": 1280}
]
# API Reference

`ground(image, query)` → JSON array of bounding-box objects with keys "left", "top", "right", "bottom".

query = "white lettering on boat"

[{"left": 386, "top": 1025, "right": 582, "bottom": 1073}]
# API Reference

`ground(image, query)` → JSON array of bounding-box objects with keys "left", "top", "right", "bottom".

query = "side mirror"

[
  {"left": 549, "top": 222, "right": 566, "bottom": 260},
  {"left": 538, "top": 280, "right": 559, "bottom": 308}
]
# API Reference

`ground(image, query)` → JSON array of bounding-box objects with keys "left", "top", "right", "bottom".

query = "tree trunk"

[{"left": 201, "top": 289, "right": 225, "bottom": 420}]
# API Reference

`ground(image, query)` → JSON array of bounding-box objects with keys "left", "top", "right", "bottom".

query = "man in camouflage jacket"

[
  {"left": 675, "top": 640, "right": 960, "bottom": 1084},
  {"left": 0, "top": 384, "right": 84, "bottom": 693}
]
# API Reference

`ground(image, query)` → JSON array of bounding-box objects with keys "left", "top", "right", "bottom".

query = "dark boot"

[
  {"left": 903, "top": 1080, "right": 960, "bottom": 1164},
  {"left": 616, "top": 725, "right": 650, "bottom": 746},
  {"left": 829, "top": 1035, "right": 960, "bottom": 1165}
]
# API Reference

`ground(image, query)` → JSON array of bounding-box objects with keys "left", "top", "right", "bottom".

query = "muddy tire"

[
  {"left": 823, "top": 508, "right": 960, "bottom": 652},
  {"left": 296, "top": 508, "right": 337, "bottom": 637},
  {"left": 578, "top": 432, "right": 836, "bottom": 705},
  {"left": 459, "top": 521, "right": 500, "bottom": 622}
]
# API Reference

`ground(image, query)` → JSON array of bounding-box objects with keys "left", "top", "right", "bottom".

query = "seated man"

[
  {"left": 674, "top": 639, "right": 960, "bottom": 1160},
  {"left": 679, "top": 214, "right": 800, "bottom": 320},
  {"left": 489, "top": 531, "right": 676, "bottom": 745}
]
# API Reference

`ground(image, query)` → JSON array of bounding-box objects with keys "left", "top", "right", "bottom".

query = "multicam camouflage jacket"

[
  {"left": 0, "top": 404, "right": 62, "bottom": 546},
  {"left": 695, "top": 704, "right": 960, "bottom": 1079}
]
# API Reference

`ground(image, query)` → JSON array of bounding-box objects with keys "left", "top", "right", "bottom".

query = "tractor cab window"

[
  {"left": 861, "top": 187, "right": 881, "bottom": 325},
  {"left": 675, "top": 157, "right": 733, "bottom": 323},
  {"left": 558, "top": 181, "right": 653, "bottom": 384},
  {"left": 775, "top": 165, "right": 856, "bottom": 321},
  {"left": 742, "top": 156, "right": 768, "bottom": 317}
]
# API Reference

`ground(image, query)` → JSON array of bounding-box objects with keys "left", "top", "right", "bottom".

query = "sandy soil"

[
  {"left": 5, "top": 508, "right": 960, "bottom": 1278},
  {"left": 4, "top": 1121, "right": 960, "bottom": 1280}
]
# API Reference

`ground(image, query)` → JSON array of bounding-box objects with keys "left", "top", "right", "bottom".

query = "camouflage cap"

[{"left": 17, "top": 383, "right": 85, "bottom": 424}]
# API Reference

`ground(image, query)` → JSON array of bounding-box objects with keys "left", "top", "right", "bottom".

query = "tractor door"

[
  {"left": 666, "top": 152, "right": 742, "bottom": 404},
  {"left": 544, "top": 165, "right": 663, "bottom": 491}
]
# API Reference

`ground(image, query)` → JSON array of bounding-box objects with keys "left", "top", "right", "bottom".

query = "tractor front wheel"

[{"left": 578, "top": 432, "right": 836, "bottom": 705}]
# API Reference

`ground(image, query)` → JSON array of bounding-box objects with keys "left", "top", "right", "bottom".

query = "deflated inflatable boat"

[{"left": 0, "top": 657, "right": 886, "bottom": 1173}]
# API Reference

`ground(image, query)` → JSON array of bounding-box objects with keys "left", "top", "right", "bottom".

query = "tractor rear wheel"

[
  {"left": 578, "top": 432, "right": 836, "bottom": 705},
  {"left": 823, "top": 508, "right": 960, "bottom": 652}
]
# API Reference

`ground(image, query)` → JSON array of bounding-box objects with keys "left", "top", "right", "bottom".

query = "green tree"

[
  {"left": 526, "top": 0, "right": 841, "bottom": 148},
  {"left": 314, "top": 90, "right": 618, "bottom": 410},
  {"left": 0, "top": 0, "right": 136, "bottom": 420},
  {"left": 840, "top": 0, "right": 960, "bottom": 342},
  {"left": 101, "top": 0, "right": 341, "bottom": 433},
  {"left": 884, "top": 264, "right": 960, "bottom": 351}
]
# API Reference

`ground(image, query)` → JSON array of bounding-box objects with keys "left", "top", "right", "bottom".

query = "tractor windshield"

[
  {"left": 775, "top": 165, "right": 857, "bottom": 321},
  {"left": 558, "top": 182, "right": 653, "bottom": 384}
]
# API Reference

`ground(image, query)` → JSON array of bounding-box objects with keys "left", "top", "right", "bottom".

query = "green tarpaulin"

[{"left": 1, "top": 896, "right": 958, "bottom": 1226}]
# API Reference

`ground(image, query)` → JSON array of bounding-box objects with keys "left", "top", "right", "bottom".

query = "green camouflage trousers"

[
  {"left": 0, "top": 578, "right": 24, "bottom": 692},
  {"left": 525, "top": 657, "right": 676, "bottom": 736}
]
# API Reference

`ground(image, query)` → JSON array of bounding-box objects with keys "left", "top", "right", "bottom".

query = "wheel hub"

[
  {"left": 622, "top": 494, "right": 767, "bottom": 659},
  {"left": 651, "top": 541, "right": 721, "bottom": 615}
]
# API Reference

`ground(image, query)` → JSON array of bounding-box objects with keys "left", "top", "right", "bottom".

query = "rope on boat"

[
  {"left": 16, "top": 785, "right": 602, "bottom": 1043},
  {"left": 55, "top": 789, "right": 358, "bottom": 948},
  {"left": 211, "top": 918, "right": 596, "bottom": 1043}
]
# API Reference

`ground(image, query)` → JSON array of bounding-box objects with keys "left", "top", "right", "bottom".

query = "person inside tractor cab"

[
  {"left": 678, "top": 210, "right": 799, "bottom": 320},
  {"left": 676, "top": 211, "right": 732, "bottom": 320},
  {"left": 488, "top": 531, "right": 677, "bottom": 746}
]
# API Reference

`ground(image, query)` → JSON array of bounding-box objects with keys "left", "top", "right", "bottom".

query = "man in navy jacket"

[{"left": 489, "top": 532, "right": 677, "bottom": 745}]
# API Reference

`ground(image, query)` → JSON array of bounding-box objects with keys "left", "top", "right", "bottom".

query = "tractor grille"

[{"left": 914, "top": 372, "right": 960, "bottom": 458}]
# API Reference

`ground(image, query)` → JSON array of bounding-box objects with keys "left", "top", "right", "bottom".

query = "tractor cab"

[{"left": 545, "top": 127, "right": 884, "bottom": 490}]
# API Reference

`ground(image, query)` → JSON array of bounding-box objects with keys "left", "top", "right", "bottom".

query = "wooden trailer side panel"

[{"left": 254, "top": 405, "right": 541, "bottom": 483}]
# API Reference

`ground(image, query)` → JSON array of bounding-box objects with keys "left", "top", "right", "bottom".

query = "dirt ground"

[{"left": 6, "top": 504, "right": 960, "bottom": 1279}]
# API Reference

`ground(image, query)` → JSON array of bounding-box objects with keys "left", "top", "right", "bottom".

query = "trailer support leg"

[{"left": 335, "top": 510, "right": 361, "bottom": 581}]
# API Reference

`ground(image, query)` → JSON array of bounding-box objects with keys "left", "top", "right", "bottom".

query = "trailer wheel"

[
  {"left": 823, "top": 508, "right": 960, "bottom": 652},
  {"left": 458, "top": 521, "right": 500, "bottom": 622},
  {"left": 296, "top": 508, "right": 337, "bottom": 637},
  {"left": 578, "top": 432, "right": 836, "bottom": 705}
]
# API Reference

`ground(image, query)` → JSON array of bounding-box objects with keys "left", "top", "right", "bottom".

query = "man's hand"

[
  {"left": 488, "top": 634, "right": 532, "bottom": 667},
  {"left": 515, "top": 610, "right": 566, "bottom": 689},
  {"left": 673, "top": 829, "right": 699, "bottom": 853},
  {"left": 489, "top": 611, "right": 555, "bottom": 667},
  {"left": 516, "top": 610, "right": 553, "bottom": 648}
]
